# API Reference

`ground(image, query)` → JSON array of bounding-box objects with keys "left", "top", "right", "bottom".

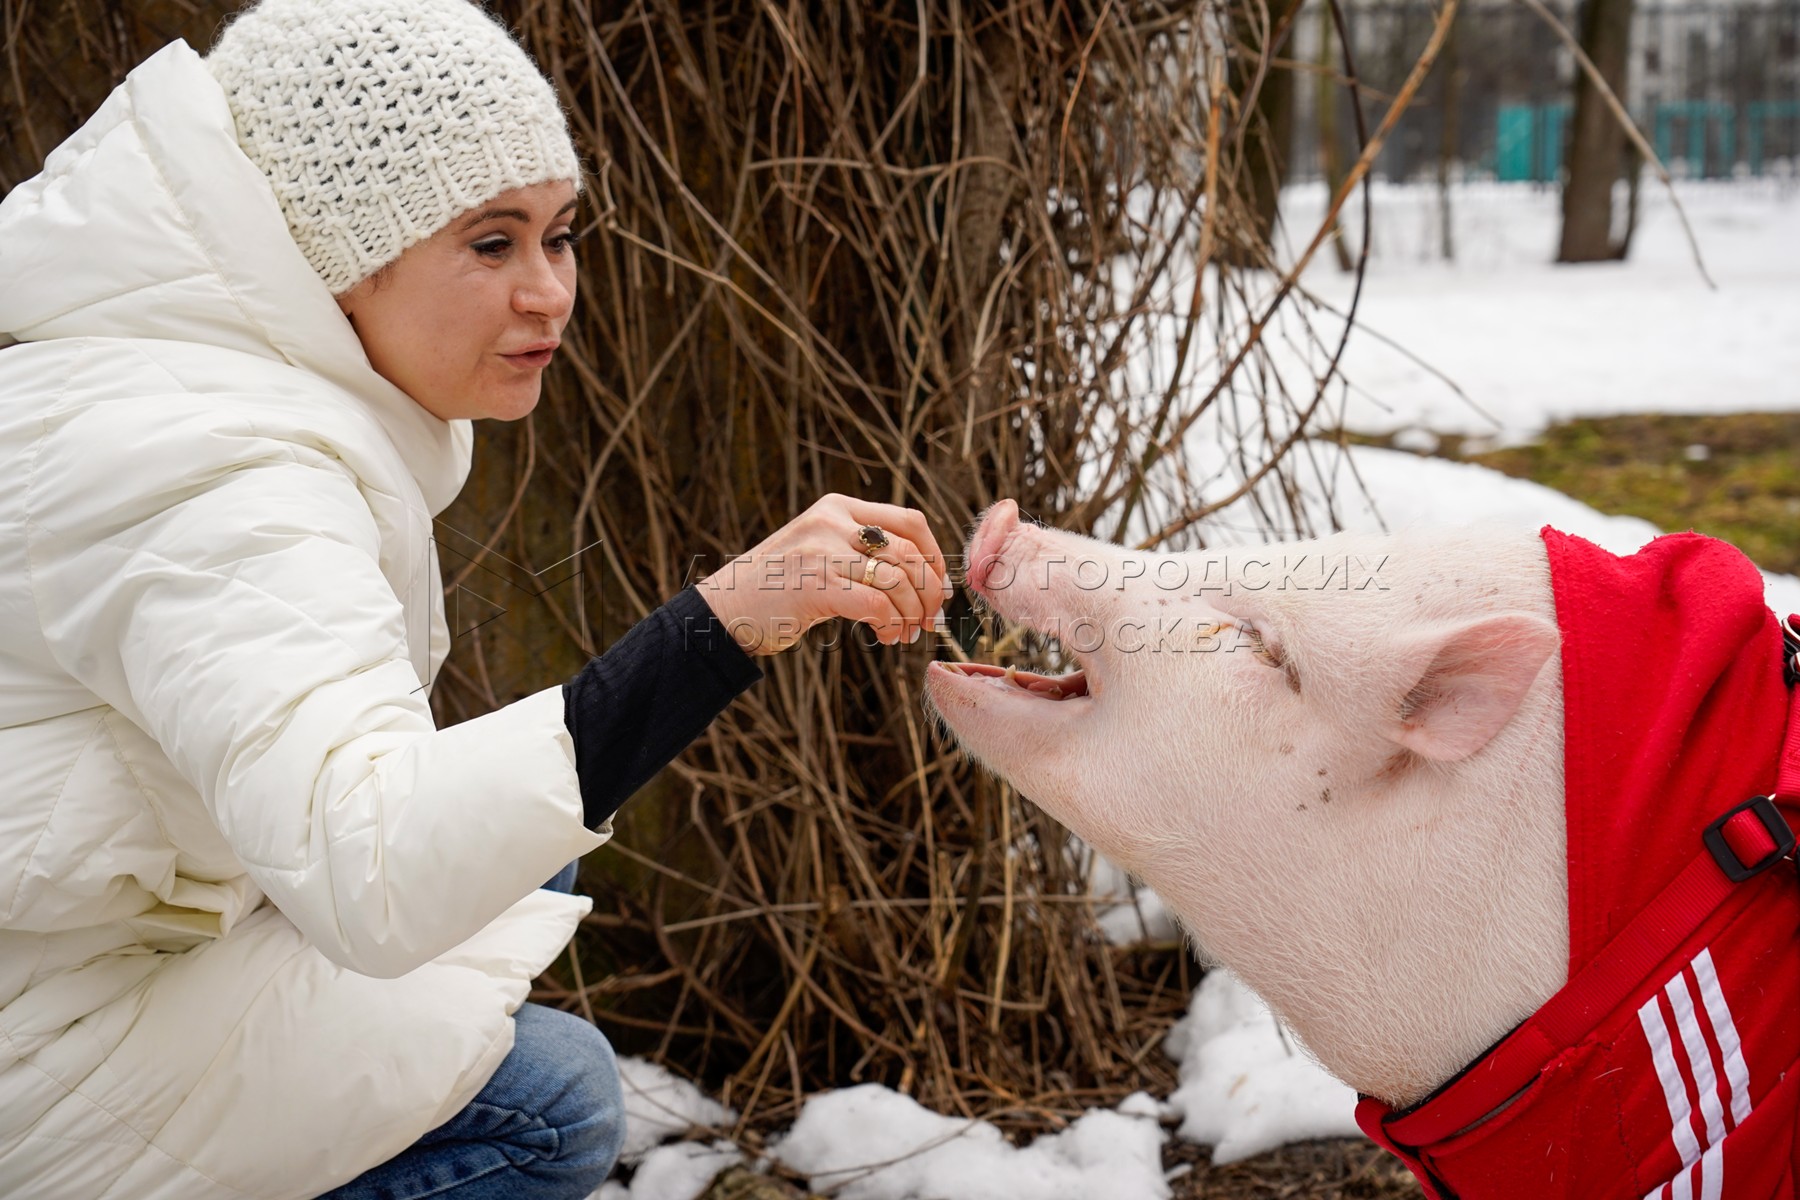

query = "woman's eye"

[
  {"left": 547, "top": 231, "right": 582, "bottom": 254},
  {"left": 472, "top": 237, "right": 511, "bottom": 258}
]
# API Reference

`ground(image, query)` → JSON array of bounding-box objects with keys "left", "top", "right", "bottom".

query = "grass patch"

[
  {"left": 1472, "top": 414, "right": 1800, "bottom": 575},
  {"left": 1343, "top": 414, "right": 1800, "bottom": 576}
]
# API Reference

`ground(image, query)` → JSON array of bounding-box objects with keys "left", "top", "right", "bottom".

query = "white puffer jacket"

[{"left": 0, "top": 40, "right": 609, "bottom": 1198}]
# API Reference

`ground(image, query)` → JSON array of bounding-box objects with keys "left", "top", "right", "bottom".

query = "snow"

[
  {"left": 590, "top": 1057, "right": 741, "bottom": 1199},
  {"left": 616, "top": 1056, "right": 736, "bottom": 1160},
  {"left": 1275, "top": 180, "right": 1800, "bottom": 446},
  {"left": 596, "top": 989, "right": 1350, "bottom": 1199},
  {"left": 770, "top": 1084, "right": 1170, "bottom": 1200},
  {"left": 1164, "top": 971, "right": 1362, "bottom": 1165},
  {"left": 595, "top": 1141, "right": 744, "bottom": 1200},
  {"left": 593, "top": 180, "right": 1799, "bottom": 1199}
]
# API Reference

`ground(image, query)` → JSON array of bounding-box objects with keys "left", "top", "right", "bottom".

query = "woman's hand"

[{"left": 694, "top": 494, "right": 954, "bottom": 656}]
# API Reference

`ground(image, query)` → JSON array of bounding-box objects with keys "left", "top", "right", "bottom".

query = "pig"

[
  {"left": 925, "top": 499, "right": 1800, "bottom": 1198},
  {"left": 926, "top": 499, "right": 1569, "bottom": 1107}
]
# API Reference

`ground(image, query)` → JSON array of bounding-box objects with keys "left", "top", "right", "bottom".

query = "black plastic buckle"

[{"left": 1704, "top": 795, "right": 1797, "bottom": 882}]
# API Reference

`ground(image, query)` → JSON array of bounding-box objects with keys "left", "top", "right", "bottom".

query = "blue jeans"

[{"left": 320, "top": 862, "right": 622, "bottom": 1200}]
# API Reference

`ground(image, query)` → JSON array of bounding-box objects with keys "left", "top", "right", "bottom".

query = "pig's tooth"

[{"left": 1004, "top": 665, "right": 1018, "bottom": 687}]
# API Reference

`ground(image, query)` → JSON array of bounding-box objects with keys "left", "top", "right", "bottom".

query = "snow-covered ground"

[
  {"left": 597, "top": 967, "right": 1335, "bottom": 1200},
  {"left": 593, "top": 181, "right": 1800, "bottom": 1199},
  {"left": 1278, "top": 179, "right": 1800, "bottom": 445}
]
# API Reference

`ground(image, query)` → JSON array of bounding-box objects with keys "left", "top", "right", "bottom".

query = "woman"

[{"left": 0, "top": 1, "right": 950, "bottom": 1197}]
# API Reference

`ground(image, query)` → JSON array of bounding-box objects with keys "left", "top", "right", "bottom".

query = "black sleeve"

[{"left": 562, "top": 584, "right": 764, "bottom": 828}]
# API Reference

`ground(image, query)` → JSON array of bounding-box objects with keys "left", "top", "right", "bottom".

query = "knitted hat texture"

[{"left": 207, "top": 0, "right": 582, "bottom": 295}]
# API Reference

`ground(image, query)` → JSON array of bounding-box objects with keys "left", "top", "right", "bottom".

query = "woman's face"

[{"left": 336, "top": 180, "right": 580, "bottom": 422}]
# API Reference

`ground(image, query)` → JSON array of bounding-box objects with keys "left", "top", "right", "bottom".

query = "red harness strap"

[{"left": 1357, "top": 614, "right": 1800, "bottom": 1199}]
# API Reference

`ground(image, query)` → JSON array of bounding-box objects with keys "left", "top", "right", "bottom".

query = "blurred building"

[{"left": 1286, "top": 0, "right": 1800, "bottom": 182}]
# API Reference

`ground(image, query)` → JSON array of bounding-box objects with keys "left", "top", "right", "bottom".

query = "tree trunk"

[
  {"left": 1435, "top": 9, "right": 1461, "bottom": 262},
  {"left": 1317, "top": 0, "right": 1354, "bottom": 272},
  {"left": 1557, "top": 0, "right": 1636, "bottom": 262},
  {"left": 1616, "top": 143, "right": 1644, "bottom": 258},
  {"left": 1223, "top": 0, "right": 1302, "bottom": 265}
]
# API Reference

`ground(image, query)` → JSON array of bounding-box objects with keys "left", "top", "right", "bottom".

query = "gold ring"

[
  {"left": 856, "top": 524, "right": 891, "bottom": 553},
  {"left": 862, "top": 556, "right": 881, "bottom": 587}
]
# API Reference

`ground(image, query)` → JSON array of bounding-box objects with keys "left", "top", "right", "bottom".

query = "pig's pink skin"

[{"left": 926, "top": 501, "right": 1569, "bottom": 1107}]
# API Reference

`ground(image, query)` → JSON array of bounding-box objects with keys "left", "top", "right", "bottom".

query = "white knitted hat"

[{"left": 207, "top": 0, "right": 582, "bottom": 295}]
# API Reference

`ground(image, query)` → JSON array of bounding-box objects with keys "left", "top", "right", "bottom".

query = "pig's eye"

[
  {"left": 1243, "top": 624, "right": 1282, "bottom": 668},
  {"left": 1245, "top": 624, "right": 1302, "bottom": 694}
]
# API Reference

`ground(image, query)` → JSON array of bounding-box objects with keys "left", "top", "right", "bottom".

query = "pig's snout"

[
  {"left": 961, "top": 499, "right": 1123, "bottom": 655},
  {"left": 966, "top": 499, "right": 1020, "bottom": 595},
  {"left": 925, "top": 499, "right": 1099, "bottom": 742}
]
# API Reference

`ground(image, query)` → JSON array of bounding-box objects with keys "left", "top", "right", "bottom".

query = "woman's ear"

[{"left": 1382, "top": 614, "right": 1559, "bottom": 763}]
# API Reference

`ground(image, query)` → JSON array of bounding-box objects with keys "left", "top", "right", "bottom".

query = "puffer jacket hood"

[{"left": 0, "top": 39, "right": 473, "bottom": 515}]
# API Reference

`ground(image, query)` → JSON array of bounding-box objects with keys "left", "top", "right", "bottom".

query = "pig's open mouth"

[
  {"left": 926, "top": 500, "right": 1099, "bottom": 710},
  {"left": 933, "top": 660, "right": 1090, "bottom": 701}
]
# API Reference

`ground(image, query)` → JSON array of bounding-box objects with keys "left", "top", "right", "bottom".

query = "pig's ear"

[{"left": 1383, "top": 614, "right": 1558, "bottom": 763}]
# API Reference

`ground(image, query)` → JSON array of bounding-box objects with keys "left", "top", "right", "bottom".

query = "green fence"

[
  {"left": 1746, "top": 101, "right": 1800, "bottom": 176},
  {"left": 1493, "top": 99, "right": 1797, "bottom": 183},
  {"left": 1496, "top": 104, "right": 1569, "bottom": 182}
]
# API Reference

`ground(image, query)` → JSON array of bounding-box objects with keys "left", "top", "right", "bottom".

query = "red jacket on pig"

[{"left": 1359, "top": 529, "right": 1800, "bottom": 1200}]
